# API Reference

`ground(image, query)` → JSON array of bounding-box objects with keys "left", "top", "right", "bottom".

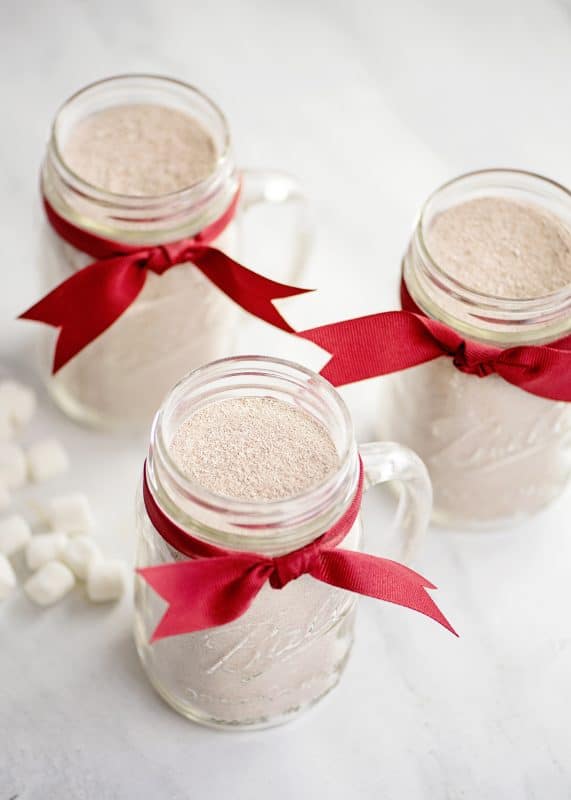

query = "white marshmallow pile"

[
  {"left": 0, "top": 379, "right": 72, "bottom": 509},
  {"left": 0, "top": 378, "right": 128, "bottom": 609},
  {"left": 0, "top": 493, "right": 127, "bottom": 607}
]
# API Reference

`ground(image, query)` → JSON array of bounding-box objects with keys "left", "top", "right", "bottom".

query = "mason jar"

[
  {"left": 37, "top": 74, "right": 310, "bottom": 430},
  {"left": 134, "top": 356, "right": 432, "bottom": 729},
  {"left": 380, "top": 169, "right": 571, "bottom": 529}
]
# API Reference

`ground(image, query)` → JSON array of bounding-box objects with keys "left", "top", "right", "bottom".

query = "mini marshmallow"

[
  {"left": 0, "top": 514, "right": 32, "bottom": 556},
  {"left": 0, "top": 553, "right": 17, "bottom": 600},
  {"left": 47, "top": 493, "right": 94, "bottom": 535},
  {"left": 24, "top": 561, "right": 75, "bottom": 606},
  {"left": 0, "top": 480, "right": 10, "bottom": 511},
  {"left": 61, "top": 536, "right": 100, "bottom": 580},
  {"left": 27, "top": 439, "right": 70, "bottom": 483},
  {"left": 0, "top": 442, "right": 27, "bottom": 489},
  {"left": 87, "top": 560, "right": 127, "bottom": 602},
  {"left": 0, "top": 380, "right": 37, "bottom": 429},
  {"left": 25, "top": 532, "right": 68, "bottom": 571}
]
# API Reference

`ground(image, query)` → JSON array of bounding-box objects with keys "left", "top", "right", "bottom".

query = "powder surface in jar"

[
  {"left": 170, "top": 397, "right": 340, "bottom": 501},
  {"left": 63, "top": 104, "right": 218, "bottom": 196},
  {"left": 426, "top": 197, "right": 571, "bottom": 299}
]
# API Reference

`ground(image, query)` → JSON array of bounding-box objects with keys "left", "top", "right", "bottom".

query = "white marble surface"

[{"left": 2, "top": 0, "right": 571, "bottom": 797}]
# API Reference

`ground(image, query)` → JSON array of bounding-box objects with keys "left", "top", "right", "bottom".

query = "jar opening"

[
  {"left": 43, "top": 74, "right": 238, "bottom": 241},
  {"left": 146, "top": 356, "right": 360, "bottom": 555},
  {"left": 405, "top": 168, "right": 571, "bottom": 346}
]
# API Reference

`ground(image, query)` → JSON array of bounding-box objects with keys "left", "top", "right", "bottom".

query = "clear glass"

[
  {"left": 134, "top": 356, "right": 432, "bottom": 729},
  {"left": 381, "top": 169, "right": 571, "bottom": 529},
  {"left": 38, "top": 75, "right": 311, "bottom": 431}
]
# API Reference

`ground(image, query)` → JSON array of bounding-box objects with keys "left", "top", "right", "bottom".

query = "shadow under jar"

[
  {"left": 380, "top": 169, "right": 571, "bottom": 529},
  {"left": 38, "top": 75, "right": 310, "bottom": 430},
  {"left": 134, "top": 356, "right": 432, "bottom": 729}
]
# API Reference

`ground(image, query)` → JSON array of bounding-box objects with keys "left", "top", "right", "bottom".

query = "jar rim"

[
  {"left": 146, "top": 356, "right": 360, "bottom": 555},
  {"left": 419, "top": 167, "right": 571, "bottom": 305},
  {"left": 49, "top": 73, "right": 232, "bottom": 206},
  {"left": 406, "top": 168, "right": 571, "bottom": 345}
]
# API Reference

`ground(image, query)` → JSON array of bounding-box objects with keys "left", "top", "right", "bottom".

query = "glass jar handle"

[
  {"left": 239, "top": 169, "right": 312, "bottom": 285},
  {"left": 359, "top": 442, "right": 432, "bottom": 563}
]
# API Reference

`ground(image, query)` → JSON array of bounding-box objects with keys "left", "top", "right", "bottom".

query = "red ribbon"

[
  {"left": 137, "top": 460, "right": 456, "bottom": 643},
  {"left": 298, "top": 281, "right": 571, "bottom": 401},
  {"left": 21, "top": 190, "right": 311, "bottom": 373}
]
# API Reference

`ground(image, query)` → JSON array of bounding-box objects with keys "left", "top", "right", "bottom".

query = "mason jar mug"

[
  {"left": 134, "top": 356, "right": 434, "bottom": 729},
  {"left": 380, "top": 169, "right": 571, "bottom": 528},
  {"left": 33, "top": 75, "right": 311, "bottom": 430}
]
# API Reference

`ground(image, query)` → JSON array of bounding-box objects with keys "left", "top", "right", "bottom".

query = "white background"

[{"left": 2, "top": 1, "right": 571, "bottom": 797}]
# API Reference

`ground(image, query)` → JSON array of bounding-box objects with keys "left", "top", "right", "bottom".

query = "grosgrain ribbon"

[
  {"left": 137, "top": 460, "right": 456, "bottom": 643},
  {"left": 21, "top": 189, "right": 311, "bottom": 373},
  {"left": 298, "top": 281, "right": 571, "bottom": 401}
]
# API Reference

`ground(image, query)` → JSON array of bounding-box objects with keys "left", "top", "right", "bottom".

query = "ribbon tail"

[
  {"left": 20, "top": 255, "right": 147, "bottom": 373},
  {"left": 298, "top": 312, "right": 447, "bottom": 386},
  {"left": 312, "top": 550, "right": 457, "bottom": 636},
  {"left": 137, "top": 556, "right": 272, "bottom": 642},
  {"left": 191, "top": 247, "right": 312, "bottom": 333}
]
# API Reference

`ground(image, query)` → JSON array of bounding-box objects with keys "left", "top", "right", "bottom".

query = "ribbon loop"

[
  {"left": 451, "top": 342, "right": 497, "bottom": 377},
  {"left": 269, "top": 548, "right": 318, "bottom": 589},
  {"left": 144, "top": 244, "right": 178, "bottom": 274}
]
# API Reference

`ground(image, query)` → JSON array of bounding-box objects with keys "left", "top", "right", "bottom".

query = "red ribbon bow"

[
  {"left": 21, "top": 190, "right": 311, "bottom": 373},
  {"left": 137, "top": 460, "right": 456, "bottom": 643},
  {"left": 298, "top": 281, "right": 571, "bottom": 400}
]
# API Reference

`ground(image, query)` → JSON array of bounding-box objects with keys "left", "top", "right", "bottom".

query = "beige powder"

[
  {"left": 426, "top": 197, "right": 571, "bottom": 298},
  {"left": 170, "top": 397, "right": 339, "bottom": 500},
  {"left": 63, "top": 104, "right": 218, "bottom": 195}
]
